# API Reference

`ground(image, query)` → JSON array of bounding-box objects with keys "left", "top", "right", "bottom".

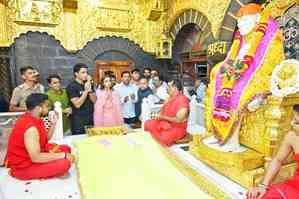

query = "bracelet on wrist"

[{"left": 258, "top": 183, "right": 269, "bottom": 189}]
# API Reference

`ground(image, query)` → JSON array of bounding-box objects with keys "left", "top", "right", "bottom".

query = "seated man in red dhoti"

[
  {"left": 247, "top": 104, "right": 299, "bottom": 199},
  {"left": 5, "top": 93, "right": 74, "bottom": 180},
  {"left": 144, "top": 79, "right": 189, "bottom": 146}
]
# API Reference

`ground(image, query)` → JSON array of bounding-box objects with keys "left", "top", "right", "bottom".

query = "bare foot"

[
  {"left": 217, "top": 139, "right": 225, "bottom": 146},
  {"left": 58, "top": 172, "right": 70, "bottom": 179}
]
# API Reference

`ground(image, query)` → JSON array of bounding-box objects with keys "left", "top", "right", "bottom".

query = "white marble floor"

[{"left": 0, "top": 135, "right": 85, "bottom": 199}]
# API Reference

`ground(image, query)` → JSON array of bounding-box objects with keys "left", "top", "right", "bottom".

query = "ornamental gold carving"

[
  {"left": 8, "top": 0, "right": 62, "bottom": 26},
  {"left": 146, "top": 0, "right": 163, "bottom": 21},
  {"left": 1, "top": 0, "right": 229, "bottom": 53},
  {"left": 0, "top": 1, "right": 9, "bottom": 46},
  {"left": 97, "top": 7, "right": 131, "bottom": 32},
  {"left": 166, "top": 0, "right": 230, "bottom": 38},
  {"left": 267, "top": 0, "right": 299, "bottom": 18}
]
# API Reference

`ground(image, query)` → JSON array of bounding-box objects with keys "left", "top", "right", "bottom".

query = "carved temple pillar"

[
  {"left": 0, "top": 0, "right": 8, "bottom": 47},
  {"left": 264, "top": 96, "right": 287, "bottom": 166},
  {"left": 63, "top": 0, "right": 78, "bottom": 51}
]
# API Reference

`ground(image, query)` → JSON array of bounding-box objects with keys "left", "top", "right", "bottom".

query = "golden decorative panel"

[
  {"left": 9, "top": 0, "right": 62, "bottom": 26},
  {"left": 266, "top": 0, "right": 299, "bottom": 18},
  {"left": 0, "top": 0, "right": 231, "bottom": 53},
  {"left": 99, "top": 0, "right": 129, "bottom": 10},
  {"left": 1, "top": 0, "right": 166, "bottom": 53},
  {"left": 75, "top": 0, "right": 167, "bottom": 52},
  {"left": 97, "top": 7, "right": 131, "bottom": 32},
  {"left": 145, "top": 0, "right": 163, "bottom": 21},
  {"left": 1, "top": 0, "right": 298, "bottom": 51},
  {"left": 0, "top": 1, "right": 9, "bottom": 46}
]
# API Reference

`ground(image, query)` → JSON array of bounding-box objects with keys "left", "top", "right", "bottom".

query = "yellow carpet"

[{"left": 74, "top": 132, "right": 212, "bottom": 199}]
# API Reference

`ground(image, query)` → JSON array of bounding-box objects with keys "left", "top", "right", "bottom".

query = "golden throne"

[
  {"left": 191, "top": 94, "right": 299, "bottom": 188},
  {"left": 190, "top": 0, "right": 299, "bottom": 189}
]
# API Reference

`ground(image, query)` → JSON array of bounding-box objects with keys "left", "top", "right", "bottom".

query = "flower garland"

[
  {"left": 213, "top": 11, "right": 272, "bottom": 133},
  {"left": 271, "top": 59, "right": 299, "bottom": 97},
  {"left": 220, "top": 12, "right": 271, "bottom": 88}
]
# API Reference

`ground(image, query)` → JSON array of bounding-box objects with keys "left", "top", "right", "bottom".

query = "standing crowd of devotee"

[
  {"left": 6, "top": 64, "right": 207, "bottom": 135},
  {"left": 2, "top": 62, "right": 208, "bottom": 181}
]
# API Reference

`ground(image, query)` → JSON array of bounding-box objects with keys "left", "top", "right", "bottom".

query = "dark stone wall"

[
  {"left": 172, "top": 23, "right": 201, "bottom": 65},
  {"left": 10, "top": 32, "right": 161, "bottom": 88},
  {"left": 0, "top": 47, "right": 12, "bottom": 100}
]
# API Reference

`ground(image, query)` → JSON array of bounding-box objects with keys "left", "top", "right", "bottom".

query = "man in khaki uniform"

[{"left": 9, "top": 66, "right": 45, "bottom": 112}]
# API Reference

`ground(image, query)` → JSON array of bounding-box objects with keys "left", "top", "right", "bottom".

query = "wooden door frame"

[{"left": 93, "top": 60, "right": 133, "bottom": 85}]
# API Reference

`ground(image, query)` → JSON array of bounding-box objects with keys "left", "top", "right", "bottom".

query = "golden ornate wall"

[
  {"left": 0, "top": 0, "right": 230, "bottom": 53},
  {"left": 0, "top": 0, "right": 167, "bottom": 52}
]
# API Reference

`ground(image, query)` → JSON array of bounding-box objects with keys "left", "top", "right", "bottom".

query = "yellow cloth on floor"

[{"left": 74, "top": 132, "right": 212, "bottom": 199}]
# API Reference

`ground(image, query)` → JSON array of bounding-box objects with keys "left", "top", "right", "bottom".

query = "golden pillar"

[
  {"left": 263, "top": 97, "right": 286, "bottom": 165},
  {"left": 63, "top": 0, "right": 78, "bottom": 51},
  {"left": 0, "top": 0, "right": 8, "bottom": 47},
  {"left": 63, "top": 10, "right": 78, "bottom": 51}
]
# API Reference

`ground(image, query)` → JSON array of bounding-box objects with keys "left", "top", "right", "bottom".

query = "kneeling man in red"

[
  {"left": 144, "top": 79, "right": 189, "bottom": 146},
  {"left": 5, "top": 93, "right": 74, "bottom": 180}
]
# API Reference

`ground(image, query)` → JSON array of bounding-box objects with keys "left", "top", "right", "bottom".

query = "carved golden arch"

[{"left": 168, "top": 9, "right": 214, "bottom": 46}]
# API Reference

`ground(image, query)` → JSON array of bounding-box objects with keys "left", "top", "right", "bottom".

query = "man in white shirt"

[
  {"left": 194, "top": 78, "right": 206, "bottom": 103},
  {"left": 149, "top": 68, "right": 158, "bottom": 89},
  {"left": 114, "top": 71, "right": 138, "bottom": 126},
  {"left": 152, "top": 75, "right": 169, "bottom": 102}
]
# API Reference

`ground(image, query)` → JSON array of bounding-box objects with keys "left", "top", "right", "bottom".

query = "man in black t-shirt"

[{"left": 66, "top": 63, "right": 97, "bottom": 135}]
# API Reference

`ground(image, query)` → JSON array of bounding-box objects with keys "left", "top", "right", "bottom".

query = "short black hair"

[
  {"left": 121, "top": 71, "right": 130, "bottom": 77},
  {"left": 143, "top": 67, "right": 151, "bottom": 72},
  {"left": 131, "top": 68, "right": 140, "bottom": 73},
  {"left": 73, "top": 63, "right": 88, "bottom": 74},
  {"left": 20, "top": 66, "right": 34, "bottom": 75},
  {"left": 104, "top": 70, "right": 114, "bottom": 76},
  {"left": 26, "top": 93, "right": 48, "bottom": 110},
  {"left": 109, "top": 74, "right": 116, "bottom": 79},
  {"left": 47, "top": 74, "right": 61, "bottom": 84},
  {"left": 108, "top": 74, "right": 116, "bottom": 79},
  {"left": 168, "top": 79, "right": 183, "bottom": 91},
  {"left": 293, "top": 104, "right": 299, "bottom": 113},
  {"left": 153, "top": 75, "right": 164, "bottom": 81},
  {"left": 139, "top": 76, "right": 148, "bottom": 81}
]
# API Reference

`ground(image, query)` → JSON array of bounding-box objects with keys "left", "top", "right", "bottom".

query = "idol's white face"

[{"left": 237, "top": 14, "right": 260, "bottom": 36}]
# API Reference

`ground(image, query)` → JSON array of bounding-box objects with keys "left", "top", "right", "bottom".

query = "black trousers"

[
  {"left": 124, "top": 117, "right": 137, "bottom": 125},
  {"left": 70, "top": 114, "right": 93, "bottom": 135}
]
